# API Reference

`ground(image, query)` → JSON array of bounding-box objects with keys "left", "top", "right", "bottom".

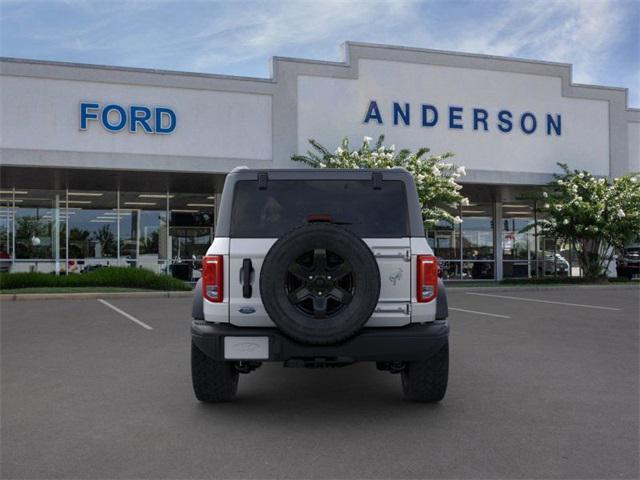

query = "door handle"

[{"left": 242, "top": 258, "right": 253, "bottom": 298}]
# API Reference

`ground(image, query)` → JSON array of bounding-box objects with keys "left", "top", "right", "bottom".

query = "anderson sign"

[{"left": 363, "top": 100, "right": 562, "bottom": 136}]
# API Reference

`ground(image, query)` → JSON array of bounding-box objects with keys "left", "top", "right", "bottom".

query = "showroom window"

[
  {"left": 461, "top": 203, "right": 494, "bottom": 279},
  {"left": 66, "top": 191, "right": 118, "bottom": 273},
  {"left": 0, "top": 188, "right": 215, "bottom": 280},
  {"left": 428, "top": 202, "right": 496, "bottom": 280},
  {"left": 502, "top": 202, "right": 536, "bottom": 278}
]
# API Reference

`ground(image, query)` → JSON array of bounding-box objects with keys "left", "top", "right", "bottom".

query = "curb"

[{"left": 0, "top": 290, "right": 194, "bottom": 301}]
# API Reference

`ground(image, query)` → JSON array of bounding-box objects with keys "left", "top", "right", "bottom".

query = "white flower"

[
  {"left": 617, "top": 209, "right": 625, "bottom": 218},
  {"left": 390, "top": 144, "right": 395, "bottom": 152},
  {"left": 351, "top": 151, "right": 359, "bottom": 158},
  {"left": 335, "top": 147, "right": 343, "bottom": 155},
  {"left": 557, "top": 179, "right": 564, "bottom": 185},
  {"left": 460, "top": 197, "right": 470, "bottom": 206},
  {"left": 563, "top": 219, "right": 569, "bottom": 225},
  {"left": 318, "top": 162, "right": 326, "bottom": 168},
  {"left": 544, "top": 203, "right": 550, "bottom": 209},
  {"left": 578, "top": 172, "right": 584, "bottom": 178},
  {"left": 456, "top": 166, "right": 467, "bottom": 176},
  {"left": 431, "top": 166, "right": 440, "bottom": 175},
  {"left": 542, "top": 191, "right": 548, "bottom": 198},
  {"left": 631, "top": 176, "right": 638, "bottom": 183},
  {"left": 453, "top": 216, "right": 462, "bottom": 224},
  {"left": 555, "top": 205, "right": 563, "bottom": 211},
  {"left": 363, "top": 136, "right": 372, "bottom": 143}
]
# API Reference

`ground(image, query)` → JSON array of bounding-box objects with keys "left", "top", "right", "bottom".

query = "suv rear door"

[{"left": 227, "top": 176, "right": 412, "bottom": 327}]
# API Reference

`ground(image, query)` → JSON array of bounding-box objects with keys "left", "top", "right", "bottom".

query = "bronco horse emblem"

[{"left": 389, "top": 268, "right": 403, "bottom": 286}]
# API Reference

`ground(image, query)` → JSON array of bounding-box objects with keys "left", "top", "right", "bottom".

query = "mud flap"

[
  {"left": 436, "top": 278, "right": 448, "bottom": 320},
  {"left": 192, "top": 278, "right": 204, "bottom": 320}
]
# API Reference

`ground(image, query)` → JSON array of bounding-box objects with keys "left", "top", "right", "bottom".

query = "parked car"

[
  {"left": 538, "top": 252, "right": 570, "bottom": 276},
  {"left": 0, "top": 250, "right": 11, "bottom": 273},
  {"left": 617, "top": 244, "right": 640, "bottom": 280},
  {"left": 191, "top": 167, "right": 449, "bottom": 402}
]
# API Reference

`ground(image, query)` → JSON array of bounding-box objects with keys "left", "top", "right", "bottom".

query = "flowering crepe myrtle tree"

[
  {"left": 292, "top": 135, "right": 469, "bottom": 228},
  {"left": 535, "top": 163, "right": 640, "bottom": 279}
]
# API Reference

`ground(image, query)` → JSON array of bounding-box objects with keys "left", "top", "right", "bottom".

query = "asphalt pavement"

[{"left": 1, "top": 285, "right": 638, "bottom": 479}]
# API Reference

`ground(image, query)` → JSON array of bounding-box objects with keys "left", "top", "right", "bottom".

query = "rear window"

[{"left": 230, "top": 179, "right": 409, "bottom": 238}]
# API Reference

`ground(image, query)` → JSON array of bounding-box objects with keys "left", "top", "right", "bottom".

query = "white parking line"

[
  {"left": 449, "top": 307, "right": 511, "bottom": 319},
  {"left": 466, "top": 292, "right": 621, "bottom": 311},
  {"left": 97, "top": 299, "right": 153, "bottom": 330}
]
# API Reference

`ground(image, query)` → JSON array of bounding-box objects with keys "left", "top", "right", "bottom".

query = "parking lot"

[{"left": 1, "top": 285, "right": 638, "bottom": 479}]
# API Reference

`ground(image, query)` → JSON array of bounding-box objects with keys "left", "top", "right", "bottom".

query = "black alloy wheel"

[
  {"left": 259, "top": 223, "right": 380, "bottom": 345},
  {"left": 285, "top": 248, "right": 354, "bottom": 318}
]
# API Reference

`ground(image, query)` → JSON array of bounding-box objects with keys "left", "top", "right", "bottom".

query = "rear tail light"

[
  {"left": 417, "top": 255, "right": 438, "bottom": 302},
  {"left": 202, "top": 255, "right": 224, "bottom": 302}
]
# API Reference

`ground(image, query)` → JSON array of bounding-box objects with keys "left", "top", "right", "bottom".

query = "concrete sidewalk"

[{"left": 0, "top": 290, "right": 193, "bottom": 301}]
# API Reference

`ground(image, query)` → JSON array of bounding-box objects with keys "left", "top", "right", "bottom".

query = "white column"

[
  {"left": 116, "top": 189, "right": 120, "bottom": 264},
  {"left": 54, "top": 194, "right": 60, "bottom": 275},
  {"left": 495, "top": 201, "right": 503, "bottom": 281}
]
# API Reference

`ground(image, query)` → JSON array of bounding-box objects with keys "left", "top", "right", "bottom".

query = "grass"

[{"left": 0, "top": 267, "right": 192, "bottom": 292}]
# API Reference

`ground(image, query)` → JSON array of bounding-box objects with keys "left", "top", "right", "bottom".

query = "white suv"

[{"left": 191, "top": 168, "right": 449, "bottom": 402}]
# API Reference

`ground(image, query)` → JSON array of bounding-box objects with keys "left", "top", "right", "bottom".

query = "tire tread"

[
  {"left": 401, "top": 342, "right": 449, "bottom": 402},
  {"left": 191, "top": 341, "right": 239, "bottom": 402}
]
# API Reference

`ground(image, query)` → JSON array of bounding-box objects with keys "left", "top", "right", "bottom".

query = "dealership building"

[{"left": 1, "top": 42, "right": 638, "bottom": 280}]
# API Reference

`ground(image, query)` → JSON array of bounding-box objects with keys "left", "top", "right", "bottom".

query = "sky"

[{"left": 1, "top": 0, "right": 639, "bottom": 106}]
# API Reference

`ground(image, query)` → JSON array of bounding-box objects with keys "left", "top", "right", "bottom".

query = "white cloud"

[
  {"left": 1, "top": 0, "right": 636, "bottom": 103},
  {"left": 444, "top": 0, "right": 630, "bottom": 86},
  {"left": 183, "top": 0, "right": 418, "bottom": 71},
  {"left": 179, "top": 0, "right": 635, "bottom": 94}
]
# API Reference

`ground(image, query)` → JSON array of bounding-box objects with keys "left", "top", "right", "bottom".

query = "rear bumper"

[{"left": 191, "top": 320, "right": 449, "bottom": 363}]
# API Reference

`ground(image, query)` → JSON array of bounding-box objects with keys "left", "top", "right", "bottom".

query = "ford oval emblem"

[
  {"left": 234, "top": 342, "right": 260, "bottom": 352},
  {"left": 238, "top": 306, "right": 256, "bottom": 314}
]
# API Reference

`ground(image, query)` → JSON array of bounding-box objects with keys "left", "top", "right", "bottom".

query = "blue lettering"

[
  {"left": 393, "top": 102, "right": 410, "bottom": 126},
  {"left": 546, "top": 114, "right": 561, "bottom": 136},
  {"left": 80, "top": 102, "right": 99, "bottom": 130},
  {"left": 421, "top": 104, "right": 438, "bottom": 127},
  {"left": 449, "top": 106, "right": 463, "bottom": 129},
  {"left": 497, "top": 110, "right": 513, "bottom": 132},
  {"left": 155, "top": 107, "right": 176, "bottom": 134},
  {"left": 130, "top": 105, "right": 153, "bottom": 133},
  {"left": 363, "top": 100, "right": 383, "bottom": 124},
  {"left": 473, "top": 108, "right": 489, "bottom": 131},
  {"left": 101, "top": 104, "right": 127, "bottom": 132},
  {"left": 520, "top": 112, "right": 537, "bottom": 134}
]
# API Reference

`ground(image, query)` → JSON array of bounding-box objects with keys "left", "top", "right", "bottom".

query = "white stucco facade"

[
  {"left": 298, "top": 59, "right": 611, "bottom": 177},
  {"left": 0, "top": 41, "right": 637, "bottom": 181},
  {"left": 0, "top": 42, "right": 637, "bottom": 280}
]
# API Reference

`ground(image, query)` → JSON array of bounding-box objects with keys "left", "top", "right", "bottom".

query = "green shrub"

[{"left": 0, "top": 267, "right": 192, "bottom": 291}]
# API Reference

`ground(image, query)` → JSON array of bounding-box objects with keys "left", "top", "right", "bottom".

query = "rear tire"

[
  {"left": 191, "top": 341, "right": 239, "bottom": 402},
  {"left": 401, "top": 342, "right": 449, "bottom": 402}
]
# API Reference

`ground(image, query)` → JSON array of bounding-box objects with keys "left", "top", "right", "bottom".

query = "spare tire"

[{"left": 260, "top": 223, "right": 380, "bottom": 345}]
